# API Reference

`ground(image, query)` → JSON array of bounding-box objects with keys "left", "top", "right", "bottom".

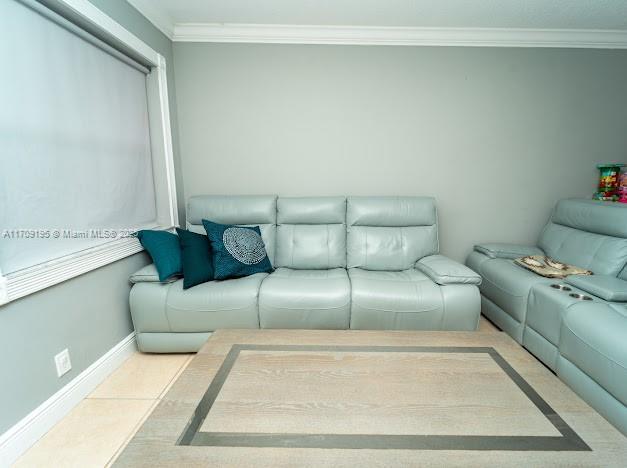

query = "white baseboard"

[{"left": 0, "top": 332, "right": 137, "bottom": 466}]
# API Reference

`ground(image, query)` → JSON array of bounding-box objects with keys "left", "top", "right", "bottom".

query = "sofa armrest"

[
  {"left": 474, "top": 243, "right": 544, "bottom": 259},
  {"left": 565, "top": 275, "right": 627, "bottom": 302},
  {"left": 416, "top": 255, "right": 482, "bottom": 285},
  {"left": 129, "top": 264, "right": 178, "bottom": 284}
]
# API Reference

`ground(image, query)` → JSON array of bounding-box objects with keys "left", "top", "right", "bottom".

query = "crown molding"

[
  {"left": 126, "top": 0, "right": 174, "bottom": 40},
  {"left": 121, "top": 0, "right": 627, "bottom": 49},
  {"left": 171, "top": 23, "right": 627, "bottom": 48}
]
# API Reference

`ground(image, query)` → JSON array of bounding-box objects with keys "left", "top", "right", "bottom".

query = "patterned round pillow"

[{"left": 223, "top": 227, "right": 267, "bottom": 265}]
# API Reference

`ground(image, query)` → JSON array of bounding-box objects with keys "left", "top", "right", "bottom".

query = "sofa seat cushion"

[
  {"left": 259, "top": 268, "right": 350, "bottom": 329},
  {"left": 560, "top": 302, "right": 627, "bottom": 406},
  {"left": 164, "top": 274, "right": 267, "bottom": 332},
  {"left": 349, "top": 268, "right": 445, "bottom": 329},
  {"left": 475, "top": 257, "right": 553, "bottom": 323}
]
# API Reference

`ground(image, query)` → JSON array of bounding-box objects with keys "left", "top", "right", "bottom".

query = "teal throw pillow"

[
  {"left": 176, "top": 228, "right": 214, "bottom": 289},
  {"left": 202, "top": 220, "right": 273, "bottom": 280},
  {"left": 136, "top": 230, "right": 182, "bottom": 282}
]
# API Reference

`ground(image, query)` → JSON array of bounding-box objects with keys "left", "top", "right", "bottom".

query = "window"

[{"left": 0, "top": 0, "right": 177, "bottom": 304}]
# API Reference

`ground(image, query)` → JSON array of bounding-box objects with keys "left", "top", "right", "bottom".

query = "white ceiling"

[
  {"left": 129, "top": 0, "right": 627, "bottom": 30},
  {"left": 127, "top": 0, "right": 627, "bottom": 48}
]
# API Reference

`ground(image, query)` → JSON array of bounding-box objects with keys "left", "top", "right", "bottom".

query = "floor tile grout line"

[
  {"left": 159, "top": 354, "right": 192, "bottom": 398},
  {"left": 17, "top": 353, "right": 193, "bottom": 466},
  {"left": 104, "top": 399, "right": 161, "bottom": 468},
  {"left": 108, "top": 399, "right": 160, "bottom": 466},
  {"left": 108, "top": 353, "right": 195, "bottom": 464},
  {"left": 15, "top": 398, "right": 157, "bottom": 467},
  {"left": 87, "top": 351, "right": 140, "bottom": 400},
  {"left": 86, "top": 396, "right": 158, "bottom": 401},
  {"left": 157, "top": 353, "right": 195, "bottom": 400},
  {"left": 89, "top": 352, "right": 193, "bottom": 401},
  {"left": 104, "top": 354, "right": 193, "bottom": 465}
]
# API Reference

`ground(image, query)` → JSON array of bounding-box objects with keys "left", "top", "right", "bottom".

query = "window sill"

[{"left": 0, "top": 232, "right": 167, "bottom": 306}]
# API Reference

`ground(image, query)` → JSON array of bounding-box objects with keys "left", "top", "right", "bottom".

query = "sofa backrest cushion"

[
  {"left": 346, "top": 196, "right": 438, "bottom": 271},
  {"left": 275, "top": 197, "right": 346, "bottom": 269},
  {"left": 187, "top": 195, "right": 277, "bottom": 265},
  {"left": 538, "top": 199, "right": 627, "bottom": 276}
]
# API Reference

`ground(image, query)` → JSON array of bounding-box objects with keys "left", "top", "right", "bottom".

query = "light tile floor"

[
  {"left": 15, "top": 318, "right": 500, "bottom": 467},
  {"left": 14, "top": 353, "right": 193, "bottom": 468}
]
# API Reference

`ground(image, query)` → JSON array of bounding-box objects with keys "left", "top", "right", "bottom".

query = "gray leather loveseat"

[
  {"left": 467, "top": 198, "right": 627, "bottom": 435},
  {"left": 130, "top": 196, "right": 481, "bottom": 353}
]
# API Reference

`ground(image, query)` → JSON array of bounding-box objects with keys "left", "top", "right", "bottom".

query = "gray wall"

[
  {"left": 173, "top": 43, "right": 627, "bottom": 261},
  {"left": 0, "top": 0, "right": 172, "bottom": 434},
  {"left": 0, "top": 253, "right": 149, "bottom": 434}
]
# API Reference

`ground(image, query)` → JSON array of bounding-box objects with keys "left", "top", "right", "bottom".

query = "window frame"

[{"left": 0, "top": 0, "right": 178, "bottom": 305}]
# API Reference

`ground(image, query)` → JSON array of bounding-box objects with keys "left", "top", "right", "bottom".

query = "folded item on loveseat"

[{"left": 514, "top": 255, "right": 592, "bottom": 278}]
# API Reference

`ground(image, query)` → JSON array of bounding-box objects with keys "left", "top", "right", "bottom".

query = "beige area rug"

[{"left": 114, "top": 330, "right": 627, "bottom": 467}]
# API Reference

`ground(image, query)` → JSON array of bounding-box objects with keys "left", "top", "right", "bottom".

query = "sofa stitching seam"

[
  {"left": 291, "top": 225, "right": 295, "bottom": 267},
  {"left": 165, "top": 302, "right": 257, "bottom": 313},
  {"left": 327, "top": 224, "right": 330, "bottom": 269},
  {"left": 352, "top": 303, "right": 442, "bottom": 314},
  {"left": 163, "top": 284, "right": 174, "bottom": 332},
  {"left": 439, "top": 282, "right": 446, "bottom": 328},
  {"left": 261, "top": 302, "right": 351, "bottom": 311}
]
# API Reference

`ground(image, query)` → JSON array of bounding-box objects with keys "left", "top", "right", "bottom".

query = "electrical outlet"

[{"left": 54, "top": 349, "right": 72, "bottom": 377}]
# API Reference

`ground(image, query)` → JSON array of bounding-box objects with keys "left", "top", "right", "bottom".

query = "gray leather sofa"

[
  {"left": 466, "top": 199, "right": 627, "bottom": 435},
  {"left": 130, "top": 195, "right": 481, "bottom": 352}
]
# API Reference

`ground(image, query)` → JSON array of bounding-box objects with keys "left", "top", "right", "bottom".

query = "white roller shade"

[{"left": 0, "top": 0, "right": 157, "bottom": 274}]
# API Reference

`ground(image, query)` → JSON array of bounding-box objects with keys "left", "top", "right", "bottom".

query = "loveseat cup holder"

[
  {"left": 569, "top": 293, "right": 593, "bottom": 301},
  {"left": 550, "top": 284, "right": 572, "bottom": 291}
]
